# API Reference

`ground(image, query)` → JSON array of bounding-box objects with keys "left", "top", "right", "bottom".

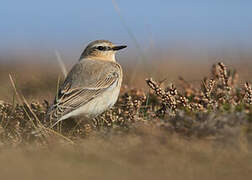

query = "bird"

[{"left": 46, "top": 40, "right": 126, "bottom": 128}]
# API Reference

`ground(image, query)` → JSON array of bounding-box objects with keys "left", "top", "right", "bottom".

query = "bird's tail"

[
  {"left": 31, "top": 105, "right": 62, "bottom": 135},
  {"left": 45, "top": 104, "right": 66, "bottom": 128}
]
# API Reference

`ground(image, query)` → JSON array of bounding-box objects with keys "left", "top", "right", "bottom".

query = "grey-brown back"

[{"left": 46, "top": 59, "right": 122, "bottom": 125}]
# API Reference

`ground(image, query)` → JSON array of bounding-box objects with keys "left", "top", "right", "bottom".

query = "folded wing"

[{"left": 47, "top": 60, "right": 121, "bottom": 124}]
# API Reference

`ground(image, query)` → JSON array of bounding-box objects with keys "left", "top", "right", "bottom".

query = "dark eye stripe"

[{"left": 97, "top": 46, "right": 112, "bottom": 51}]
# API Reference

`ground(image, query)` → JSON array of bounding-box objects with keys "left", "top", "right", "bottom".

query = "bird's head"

[{"left": 80, "top": 40, "right": 127, "bottom": 62}]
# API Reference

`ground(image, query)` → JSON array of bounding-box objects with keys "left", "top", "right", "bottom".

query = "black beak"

[{"left": 112, "top": 45, "right": 127, "bottom": 51}]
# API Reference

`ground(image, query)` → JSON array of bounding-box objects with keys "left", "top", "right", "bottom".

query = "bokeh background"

[
  {"left": 0, "top": 0, "right": 252, "bottom": 101},
  {"left": 1, "top": 2, "right": 252, "bottom": 179}
]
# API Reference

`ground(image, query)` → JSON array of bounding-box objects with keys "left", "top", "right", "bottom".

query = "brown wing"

[{"left": 47, "top": 60, "right": 121, "bottom": 123}]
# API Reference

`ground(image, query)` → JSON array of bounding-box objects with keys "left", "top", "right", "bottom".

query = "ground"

[{"left": 0, "top": 61, "right": 252, "bottom": 180}]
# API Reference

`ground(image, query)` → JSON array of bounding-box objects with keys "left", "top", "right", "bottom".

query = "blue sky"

[{"left": 0, "top": 0, "right": 251, "bottom": 59}]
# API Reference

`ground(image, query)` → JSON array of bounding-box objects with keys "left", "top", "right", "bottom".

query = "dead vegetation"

[
  {"left": 0, "top": 62, "right": 251, "bottom": 147},
  {"left": 0, "top": 62, "right": 252, "bottom": 180}
]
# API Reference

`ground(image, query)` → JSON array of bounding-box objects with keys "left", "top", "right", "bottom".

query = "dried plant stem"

[{"left": 9, "top": 74, "right": 74, "bottom": 144}]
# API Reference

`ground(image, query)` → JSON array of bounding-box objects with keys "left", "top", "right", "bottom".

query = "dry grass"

[
  {"left": 0, "top": 133, "right": 252, "bottom": 180},
  {"left": 0, "top": 61, "right": 252, "bottom": 179}
]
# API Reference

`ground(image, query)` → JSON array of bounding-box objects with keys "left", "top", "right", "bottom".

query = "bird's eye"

[{"left": 97, "top": 46, "right": 105, "bottom": 51}]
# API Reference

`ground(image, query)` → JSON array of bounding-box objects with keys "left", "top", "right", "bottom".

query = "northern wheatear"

[{"left": 47, "top": 40, "right": 126, "bottom": 127}]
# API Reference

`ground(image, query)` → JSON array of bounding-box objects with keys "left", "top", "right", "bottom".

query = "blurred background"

[{"left": 0, "top": 0, "right": 252, "bottom": 101}]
